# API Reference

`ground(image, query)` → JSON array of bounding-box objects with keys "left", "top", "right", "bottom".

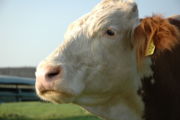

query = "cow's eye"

[{"left": 106, "top": 29, "right": 115, "bottom": 36}]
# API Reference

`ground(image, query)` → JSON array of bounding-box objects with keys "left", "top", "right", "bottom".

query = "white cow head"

[{"left": 36, "top": 0, "right": 147, "bottom": 120}]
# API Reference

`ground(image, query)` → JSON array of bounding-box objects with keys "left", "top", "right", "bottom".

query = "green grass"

[{"left": 0, "top": 102, "right": 102, "bottom": 120}]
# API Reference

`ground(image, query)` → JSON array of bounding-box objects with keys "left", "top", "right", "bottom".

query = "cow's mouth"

[{"left": 38, "top": 90, "right": 74, "bottom": 103}]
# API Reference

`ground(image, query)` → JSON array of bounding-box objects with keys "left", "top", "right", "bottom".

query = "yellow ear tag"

[{"left": 145, "top": 40, "right": 155, "bottom": 56}]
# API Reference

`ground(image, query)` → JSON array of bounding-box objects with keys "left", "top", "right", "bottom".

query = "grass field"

[{"left": 0, "top": 102, "right": 102, "bottom": 120}]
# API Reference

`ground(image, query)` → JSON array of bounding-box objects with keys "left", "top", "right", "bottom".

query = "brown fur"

[{"left": 134, "top": 15, "right": 180, "bottom": 67}]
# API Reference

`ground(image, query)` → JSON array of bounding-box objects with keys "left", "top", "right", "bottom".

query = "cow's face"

[{"left": 35, "top": 0, "right": 140, "bottom": 105}]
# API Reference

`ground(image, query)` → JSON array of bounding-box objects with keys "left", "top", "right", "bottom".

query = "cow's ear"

[
  {"left": 133, "top": 15, "right": 180, "bottom": 67},
  {"left": 133, "top": 19, "right": 149, "bottom": 67}
]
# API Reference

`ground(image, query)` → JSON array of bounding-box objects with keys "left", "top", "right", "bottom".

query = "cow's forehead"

[{"left": 66, "top": 0, "right": 138, "bottom": 38}]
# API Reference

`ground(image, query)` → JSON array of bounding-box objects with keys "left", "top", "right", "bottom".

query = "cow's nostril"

[
  {"left": 46, "top": 66, "right": 61, "bottom": 79},
  {"left": 47, "top": 71, "right": 59, "bottom": 78}
]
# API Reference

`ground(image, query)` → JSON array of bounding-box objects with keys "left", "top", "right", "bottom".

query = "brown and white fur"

[
  {"left": 139, "top": 15, "right": 180, "bottom": 120},
  {"left": 35, "top": 0, "right": 180, "bottom": 120}
]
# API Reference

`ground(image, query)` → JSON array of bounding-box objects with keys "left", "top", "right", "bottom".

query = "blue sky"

[{"left": 0, "top": 0, "right": 179, "bottom": 67}]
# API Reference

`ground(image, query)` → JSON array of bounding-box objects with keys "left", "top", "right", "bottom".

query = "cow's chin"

[{"left": 37, "top": 90, "right": 75, "bottom": 104}]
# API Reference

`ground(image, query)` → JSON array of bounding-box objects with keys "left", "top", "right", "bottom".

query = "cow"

[{"left": 35, "top": 0, "right": 180, "bottom": 120}]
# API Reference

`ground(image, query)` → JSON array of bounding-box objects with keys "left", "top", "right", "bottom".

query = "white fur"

[{"left": 36, "top": 0, "right": 152, "bottom": 120}]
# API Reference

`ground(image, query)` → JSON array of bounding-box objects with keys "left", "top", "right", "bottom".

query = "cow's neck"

[
  {"left": 140, "top": 45, "right": 180, "bottom": 120},
  {"left": 80, "top": 93, "right": 144, "bottom": 120}
]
